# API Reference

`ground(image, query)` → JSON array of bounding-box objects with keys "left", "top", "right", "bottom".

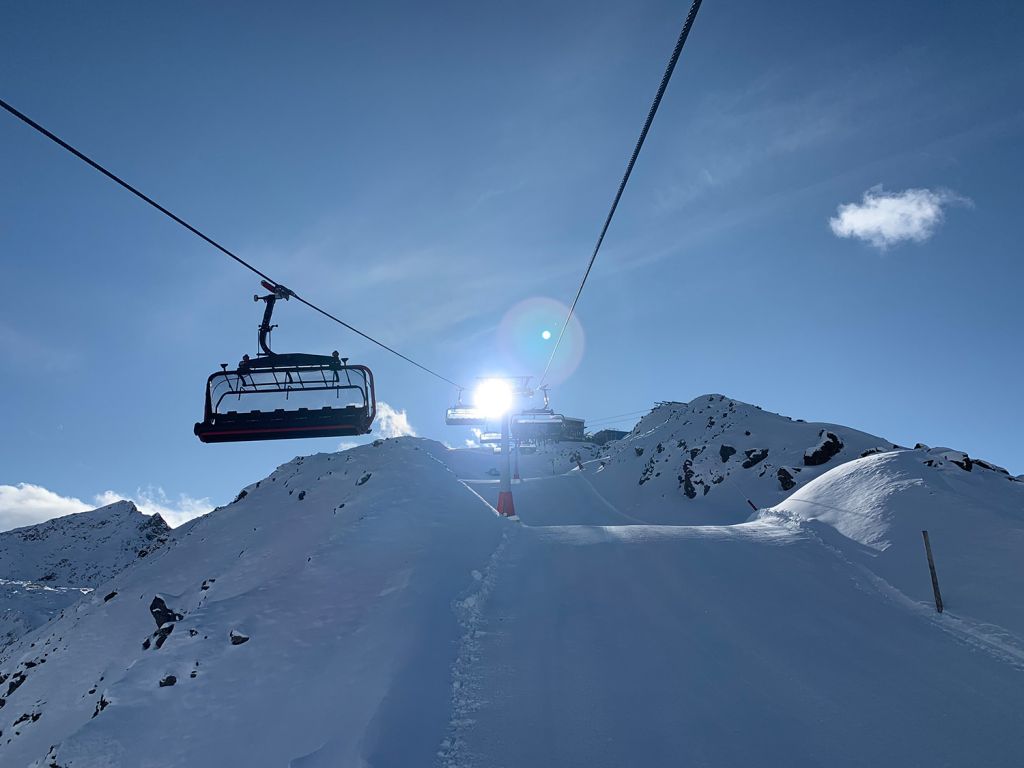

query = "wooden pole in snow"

[{"left": 922, "top": 530, "right": 944, "bottom": 614}]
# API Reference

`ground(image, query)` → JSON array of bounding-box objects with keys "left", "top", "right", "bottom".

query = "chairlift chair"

[
  {"left": 194, "top": 281, "right": 376, "bottom": 443},
  {"left": 445, "top": 389, "right": 487, "bottom": 426}
]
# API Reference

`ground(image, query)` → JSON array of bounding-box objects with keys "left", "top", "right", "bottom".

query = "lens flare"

[{"left": 497, "top": 297, "right": 585, "bottom": 385}]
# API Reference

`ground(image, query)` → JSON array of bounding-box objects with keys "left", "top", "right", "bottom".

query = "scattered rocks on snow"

[
  {"left": 719, "top": 445, "right": 736, "bottom": 463},
  {"left": 158, "top": 675, "right": 177, "bottom": 687},
  {"left": 153, "top": 624, "right": 174, "bottom": 650},
  {"left": 12, "top": 710, "right": 41, "bottom": 726},
  {"left": 777, "top": 467, "right": 797, "bottom": 491},
  {"left": 6, "top": 671, "right": 27, "bottom": 697},
  {"left": 92, "top": 694, "right": 110, "bottom": 718},
  {"left": 634, "top": 447, "right": 645, "bottom": 457},
  {"left": 356, "top": 472, "right": 372, "bottom": 486},
  {"left": 804, "top": 431, "right": 844, "bottom": 466},
  {"left": 103, "top": 591, "right": 118, "bottom": 602}
]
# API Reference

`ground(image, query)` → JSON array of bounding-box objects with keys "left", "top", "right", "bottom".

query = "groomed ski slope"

[{"left": 2, "top": 432, "right": 1023, "bottom": 766}]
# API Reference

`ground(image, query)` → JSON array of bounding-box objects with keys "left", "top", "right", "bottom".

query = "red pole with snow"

[{"left": 497, "top": 412, "right": 516, "bottom": 516}]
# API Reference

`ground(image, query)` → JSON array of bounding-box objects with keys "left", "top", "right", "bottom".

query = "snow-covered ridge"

[
  {"left": 0, "top": 438, "right": 506, "bottom": 766},
  {"left": 0, "top": 502, "right": 172, "bottom": 653},
  {"left": 587, "top": 393, "right": 899, "bottom": 523},
  {"left": 0, "top": 501, "right": 170, "bottom": 587}
]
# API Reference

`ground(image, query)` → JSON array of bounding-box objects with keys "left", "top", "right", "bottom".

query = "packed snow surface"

[{"left": 1, "top": 397, "right": 1022, "bottom": 766}]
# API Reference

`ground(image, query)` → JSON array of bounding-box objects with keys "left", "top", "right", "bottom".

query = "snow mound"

[
  {"left": 761, "top": 448, "right": 1024, "bottom": 636},
  {"left": 587, "top": 394, "right": 895, "bottom": 523}
]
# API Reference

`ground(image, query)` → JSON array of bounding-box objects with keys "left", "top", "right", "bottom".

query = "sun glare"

[{"left": 474, "top": 378, "right": 514, "bottom": 419}]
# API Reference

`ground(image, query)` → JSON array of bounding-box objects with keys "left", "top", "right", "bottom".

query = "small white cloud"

[
  {"left": 375, "top": 402, "right": 417, "bottom": 439},
  {"left": 336, "top": 441, "right": 359, "bottom": 452},
  {"left": 0, "top": 483, "right": 91, "bottom": 531},
  {"left": 829, "top": 186, "right": 971, "bottom": 249},
  {"left": 93, "top": 487, "right": 212, "bottom": 528}
]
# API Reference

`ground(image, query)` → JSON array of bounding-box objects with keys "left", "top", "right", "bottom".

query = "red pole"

[{"left": 496, "top": 413, "right": 516, "bottom": 517}]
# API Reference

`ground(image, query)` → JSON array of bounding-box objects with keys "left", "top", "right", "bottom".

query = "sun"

[{"left": 541, "top": 330, "right": 552, "bottom": 340}]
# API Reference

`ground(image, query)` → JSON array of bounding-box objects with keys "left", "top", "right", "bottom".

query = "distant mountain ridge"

[
  {"left": 0, "top": 501, "right": 169, "bottom": 586},
  {"left": 0, "top": 501, "right": 172, "bottom": 652}
]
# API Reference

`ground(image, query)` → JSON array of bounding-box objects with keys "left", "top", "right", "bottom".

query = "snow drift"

[{"left": 761, "top": 446, "right": 1024, "bottom": 637}]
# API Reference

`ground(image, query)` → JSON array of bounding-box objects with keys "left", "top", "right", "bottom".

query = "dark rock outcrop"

[
  {"left": 804, "top": 431, "right": 844, "bottom": 466},
  {"left": 229, "top": 630, "right": 250, "bottom": 646},
  {"left": 149, "top": 597, "right": 183, "bottom": 628},
  {"left": 742, "top": 448, "right": 769, "bottom": 469}
]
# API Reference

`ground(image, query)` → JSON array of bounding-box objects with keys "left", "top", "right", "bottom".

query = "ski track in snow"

[{"left": 438, "top": 531, "right": 511, "bottom": 768}]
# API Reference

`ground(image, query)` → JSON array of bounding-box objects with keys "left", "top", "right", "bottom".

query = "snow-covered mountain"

[
  {"left": 588, "top": 393, "right": 898, "bottom": 522},
  {"left": 2, "top": 402, "right": 1022, "bottom": 767},
  {"left": 0, "top": 502, "right": 171, "bottom": 652}
]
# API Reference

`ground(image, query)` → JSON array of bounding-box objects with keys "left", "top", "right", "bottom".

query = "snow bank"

[{"left": 761, "top": 448, "right": 1024, "bottom": 636}]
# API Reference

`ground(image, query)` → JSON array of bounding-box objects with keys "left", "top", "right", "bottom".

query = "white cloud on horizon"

[
  {"left": 829, "top": 186, "right": 971, "bottom": 249},
  {"left": 375, "top": 401, "right": 417, "bottom": 439},
  {"left": 0, "top": 483, "right": 92, "bottom": 531},
  {"left": 0, "top": 483, "right": 212, "bottom": 532}
]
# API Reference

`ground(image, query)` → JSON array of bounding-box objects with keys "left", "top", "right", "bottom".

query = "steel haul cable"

[
  {"left": 0, "top": 96, "right": 463, "bottom": 390},
  {"left": 539, "top": 0, "right": 704, "bottom": 387}
]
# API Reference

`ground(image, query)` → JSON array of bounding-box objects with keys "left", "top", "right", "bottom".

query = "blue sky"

[{"left": 1, "top": 0, "right": 1022, "bottom": 527}]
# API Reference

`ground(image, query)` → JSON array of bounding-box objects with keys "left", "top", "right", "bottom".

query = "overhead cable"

[
  {"left": 0, "top": 97, "right": 462, "bottom": 389},
  {"left": 539, "top": 0, "right": 705, "bottom": 386}
]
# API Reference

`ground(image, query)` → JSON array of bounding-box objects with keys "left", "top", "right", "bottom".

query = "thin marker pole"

[{"left": 922, "top": 530, "right": 944, "bottom": 613}]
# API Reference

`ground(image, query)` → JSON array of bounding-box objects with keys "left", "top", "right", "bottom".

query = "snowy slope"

[
  {"left": 0, "top": 438, "right": 506, "bottom": 767},
  {"left": 0, "top": 503, "right": 171, "bottom": 652},
  {"left": 760, "top": 446, "right": 1024, "bottom": 637},
  {"left": 587, "top": 393, "right": 896, "bottom": 523},
  {"left": 2, "top": 405, "right": 1023, "bottom": 767}
]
